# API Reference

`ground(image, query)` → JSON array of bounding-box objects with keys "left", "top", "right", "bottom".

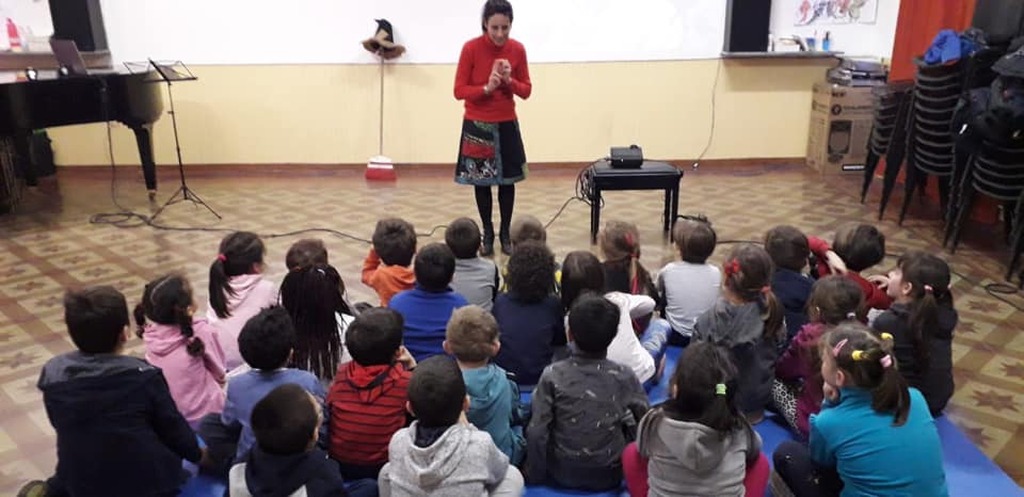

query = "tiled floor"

[{"left": 1, "top": 163, "right": 1022, "bottom": 492}]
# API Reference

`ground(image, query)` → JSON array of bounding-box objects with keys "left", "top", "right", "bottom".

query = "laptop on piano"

[{"left": 49, "top": 39, "right": 118, "bottom": 76}]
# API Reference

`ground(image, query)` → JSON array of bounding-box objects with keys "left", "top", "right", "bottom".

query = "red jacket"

[
  {"left": 326, "top": 361, "right": 411, "bottom": 466},
  {"left": 454, "top": 35, "right": 532, "bottom": 122},
  {"left": 808, "top": 236, "right": 892, "bottom": 311}
]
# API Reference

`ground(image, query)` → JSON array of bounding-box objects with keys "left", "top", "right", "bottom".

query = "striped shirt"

[{"left": 327, "top": 362, "right": 411, "bottom": 466}]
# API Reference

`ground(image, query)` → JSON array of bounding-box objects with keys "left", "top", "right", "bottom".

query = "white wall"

[
  {"left": 770, "top": 0, "right": 902, "bottom": 60},
  {"left": 0, "top": 0, "right": 53, "bottom": 41}
]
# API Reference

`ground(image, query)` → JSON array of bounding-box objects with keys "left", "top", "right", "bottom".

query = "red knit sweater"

[
  {"left": 327, "top": 361, "right": 410, "bottom": 466},
  {"left": 808, "top": 236, "right": 893, "bottom": 311},
  {"left": 454, "top": 35, "right": 532, "bottom": 122}
]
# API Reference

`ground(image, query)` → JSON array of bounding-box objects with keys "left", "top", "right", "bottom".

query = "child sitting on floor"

[
  {"left": 328, "top": 308, "right": 414, "bottom": 481},
  {"left": 872, "top": 251, "right": 958, "bottom": 416},
  {"left": 389, "top": 243, "right": 468, "bottom": 362},
  {"left": 135, "top": 273, "right": 226, "bottom": 426},
  {"left": 26, "top": 286, "right": 206, "bottom": 497},
  {"left": 694, "top": 244, "right": 786, "bottom": 424},
  {"left": 280, "top": 263, "right": 356, "bottom": 383},
  {"left": 599, "top": 221, "right": 661, "bottom": 332},
  {"left": 773, "top": 276, "right": 863, "bottom": 439},
  {"left": 380, "top": 356, "right": 525, "bottom": 496},
  {"left": 657, "top": 216, "right": 721, "bottom": 348},
  {"left": 624, "top": 342, "right": 767, "bottom": 497},
  {"left": 229, "top": 383, "right": 372, "bottom": 497},
  {"left": 808, "top": 223, "right": 893, "bottom": 312},
  {"left": 492, "top": 240, "right": 566, "bottom": 389},
  {"left": 207, "top": 231, "right": 279, "bottom": 370},
  {"left": 527, "top": 294, "right": 650, "bottom": 491},
  {"left": 765, "top": 225, "right": 815, "bottom": 343},
  {"left": 362, "top": 218, "right": 417, "bottom": 307},
  {"left": 446, "top": 217, "right": 501, "bottom": 310},
  {"left": 445, "top": 306, "right": 526, "bottom": 465},
  {"left": 286, "top": 238, "right": 329, "bottom": 271},
  {"left": 221, "top": 306, "right": 327, "bottom": 464},
  {"left": 772, "top": 324, "right": 948, "bottom": 497}
]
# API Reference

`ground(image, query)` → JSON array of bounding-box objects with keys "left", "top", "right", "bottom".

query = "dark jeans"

[
  {"left": 773, "top": 440, "right": 843, "bottom": 497},
  {"left": 338, "top": 461, "right": 385, "bottom": 481},
  {"left": 345, "top": 478, "right": 380, "bottom": 497},
  {"left": 666, "top": 331, "right": 691, "bottom": 348}
]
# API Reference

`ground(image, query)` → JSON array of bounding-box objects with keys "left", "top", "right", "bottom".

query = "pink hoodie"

[
  {"left": 143, "top": 319, "right": 227, "bottom": 424},
  {"left": 206, "top": 273, "right": 278, "bottom": 370}
]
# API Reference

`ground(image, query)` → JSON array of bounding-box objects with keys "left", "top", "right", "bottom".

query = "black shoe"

[
  {"left": 481, "top": 233, "right": 495, "bottom": 257},
  {"left": 499, "top": 233, "right": 512, "bottom": 255}
]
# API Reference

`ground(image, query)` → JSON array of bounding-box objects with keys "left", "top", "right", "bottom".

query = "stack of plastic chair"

[
  {"left": 897, "top": 57, "right": 963, "bottom": 224},
  {"left": 1007, "top": 189, "right": 1024, "bottom": 283},
  {"left": 945, "top": 138, "right": 1024, "bottom": 253},
  {"left": 860, "top": 82, "right": 913, "bottom": 212}
]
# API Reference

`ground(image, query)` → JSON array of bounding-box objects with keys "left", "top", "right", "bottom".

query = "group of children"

[{"left": 25, "top": 211, "right": 960, "bottom": 497}]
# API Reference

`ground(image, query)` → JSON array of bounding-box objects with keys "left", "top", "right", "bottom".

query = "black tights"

[
  {"left": 474, "top": 185, "right": 515, "bottom": 238},
  {"left": 773, "top": 441, "right": 843, "bottom": 497}
]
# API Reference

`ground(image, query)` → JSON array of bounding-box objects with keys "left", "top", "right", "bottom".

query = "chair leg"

[
  {"left": 945, "top": 155, "right": 976, "bottom": 244},
  {"left": 861, "top": 150, "right": 881, "bottom": 204},
  {"left": 898, "top": 169, "right": 921, "bottom": 226},
  {"left": 938, "top": 176, "right": 951, "bottom": 220},
  {"left": 949, "top": 182, "right": 976, "bottom": 254}
]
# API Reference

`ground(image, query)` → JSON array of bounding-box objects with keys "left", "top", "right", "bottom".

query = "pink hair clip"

[
  {"left": 832, "top": 338, "right": 849, "bottom": 358},
  {"left": 216, "top": 253, "right": 227, "bottom": 262},
  {"left": 923, "top": 284, "right": 934, "bottom": 293},
  {"left": 880, "top": 354, "right": 893, "bottom": 368}
]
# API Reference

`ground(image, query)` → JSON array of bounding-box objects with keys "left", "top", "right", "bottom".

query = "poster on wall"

[{"left": 794, "top": 0, "right": 879, "bottom": 26}]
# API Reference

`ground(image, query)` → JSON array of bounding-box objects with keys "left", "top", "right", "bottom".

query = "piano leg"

[
  {"left": 132, "top": 124, "right": 158, "bottom": 198},
  {"left": 13, "top": 131, "right": 37, "bottom": 187}
]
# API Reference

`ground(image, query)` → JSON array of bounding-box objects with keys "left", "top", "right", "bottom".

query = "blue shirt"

[
  {"left": 772, "top": 269, "right": 813, "bottom": 342},
  {"left": 389, "top": 285, "right": 468, "bottom": 362},
  {"left": 810, "top": 387, "right": 948, "bottom": 497},
  {"left": 492, "top": 293, "right": 566, "bottom": 386},
  {"left": 222, "top": 368, "right": 326, "bottom": 461}
]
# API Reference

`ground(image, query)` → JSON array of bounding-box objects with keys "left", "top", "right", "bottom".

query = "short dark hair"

[
  {"left": 764, "top": 225, "right": 810, "bottom": 272},
  {"left": 445, "top": 217, "right": 481, "bottom": 259},
  {"left": 673, "top": 219, "right": 716, "bottom": 264},
  {"left": 446, "top": 306, "right": 499, "bottom": 362},
  {"left": 510, "top": 215, "right": 546, "bottom": 245},
  {"left": 285, "top": 238, "right": 328, "bottom": 271},
  {"left": 833, "top": 224, "right": 885, "bottom": 272},
  {"left": 345, "top": 308, "right": 404, "bottom": 366},
  {"left": 251, "top": 384, "right": 320, "bottom": 455},
  {"left": 414, "top": 243, "right": 456, "bottom": 292},
  {"left": 568, "top": 294, "right": 619, "bottom": 355},
  {"left": 560, "top": 251, "right": 605, "bottom": 311},
  {"left": 506, "top": 241, "right": 556, "bottom": 304},
  {"left": 808, "top": 275, "right": 864, "bottom": 325},
  {"left": 481, "top": 0, "right": 514, "bottom": 29},
  {"left": 239, "top": 306, "right": 296, "bottom": 370},
  {"left": 372, "top": 218, "right": 417, "bottom": 267},
  {"left": 209, "top": 231, "right": 266, "bottom": 319},
  {"left": 408, "top": 356, "right": 466, "bottom": 428},
  {"left": 64, "top": 286, "right": 129, "bottom": 354}
]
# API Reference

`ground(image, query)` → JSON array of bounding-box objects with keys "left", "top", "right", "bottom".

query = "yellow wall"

[{"left": 48, "top": 58, "right": 836, "bottom": 166}]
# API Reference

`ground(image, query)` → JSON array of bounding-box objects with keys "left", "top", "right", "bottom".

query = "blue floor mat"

[{"left": 181, "top": 346, "right": 1023, "bottom": 497}]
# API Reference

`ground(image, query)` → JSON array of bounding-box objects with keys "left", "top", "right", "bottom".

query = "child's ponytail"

[
  {"left": 825, "top": 324, "right": 911, "bottom": 426},
  {"left": 140, "top": 273, "right": 204, "bottom": 357},
  {"left": 761, "top": 289, "right": 785, "bottom": 343},
  {"left": 209, "top": 231, "right": 266, "bottom": 319},
  {"left": 133, "top": 302, "right": 147, "bottom": 339},
  {"left": 177, "top": 303, "right": 204, "bottom": 357}
]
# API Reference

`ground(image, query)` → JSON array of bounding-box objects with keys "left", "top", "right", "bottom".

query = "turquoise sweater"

[{"left": 810, "top": 387, "right": 948, "bottom": 497}]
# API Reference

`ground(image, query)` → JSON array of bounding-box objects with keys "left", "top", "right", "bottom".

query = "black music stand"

[{"left": 143, "top": 60, "right": 220, "bottom": 220}]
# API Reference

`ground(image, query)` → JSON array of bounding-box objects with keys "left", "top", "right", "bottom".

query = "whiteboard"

[{"left": 100, "top": 0, "right": 727, "bottom": 65}]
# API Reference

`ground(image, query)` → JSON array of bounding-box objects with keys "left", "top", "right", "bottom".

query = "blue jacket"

[
  {"left": 390, "top": 285, "right": 468, "bottom": 362},
  {"left": 38, "top": 352, "right": 202, "bottom": 497},
  {"left": 222, "top": 368, "right": 327, "bottom": 461},
  {"left": 810, "top": 387, "right": 948, "bottom": 497},
  {"left": 492, "top": 293, "right": 566, "bottom": 386},
  {"left": 771, "top": 269, "right": 813, "bottom": 343},
  {"left": 463, "top": 363, "right": 526, "bottom": 465}
]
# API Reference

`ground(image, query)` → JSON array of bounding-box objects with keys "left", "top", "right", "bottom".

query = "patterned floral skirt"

[{"left": 454, "top": 119, "right": 528, "bottom": 186}]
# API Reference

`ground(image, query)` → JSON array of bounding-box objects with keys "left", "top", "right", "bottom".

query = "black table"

[{"left": 589, "top": 160, "right": 684, "bottom": 243}]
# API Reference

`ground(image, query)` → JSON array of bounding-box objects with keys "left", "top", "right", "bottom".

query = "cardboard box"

[{"left": 807, "top": 82, "right": 876, "bottom": 174}]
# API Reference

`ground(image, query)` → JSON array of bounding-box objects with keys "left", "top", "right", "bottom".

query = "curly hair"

[{"left": 506, "top": 241, "right": 555, "bottom": 304}]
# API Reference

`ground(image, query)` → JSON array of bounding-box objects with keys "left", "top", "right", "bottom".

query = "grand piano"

[{"left": 0, "top": 69, "right": 164, "bottom": 192}]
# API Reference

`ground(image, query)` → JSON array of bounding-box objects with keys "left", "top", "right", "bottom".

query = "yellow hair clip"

[
  {"left": 880, "top": 333, "right": 894, "bottom": 341},
  {"left": 851, "top": 350, "right": 866, "bottom": 361},
  {"left": 715, "top": 383, "right": 727, "bottom": 396}
]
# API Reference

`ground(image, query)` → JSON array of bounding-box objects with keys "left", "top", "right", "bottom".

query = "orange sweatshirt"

[{"left": 362, "top": 248, "right": 416, "bottom": 307}]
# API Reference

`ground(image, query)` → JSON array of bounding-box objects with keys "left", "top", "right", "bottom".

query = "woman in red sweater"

[{"left": 454, "top": 0, "right": 532, "bottom": 256}]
